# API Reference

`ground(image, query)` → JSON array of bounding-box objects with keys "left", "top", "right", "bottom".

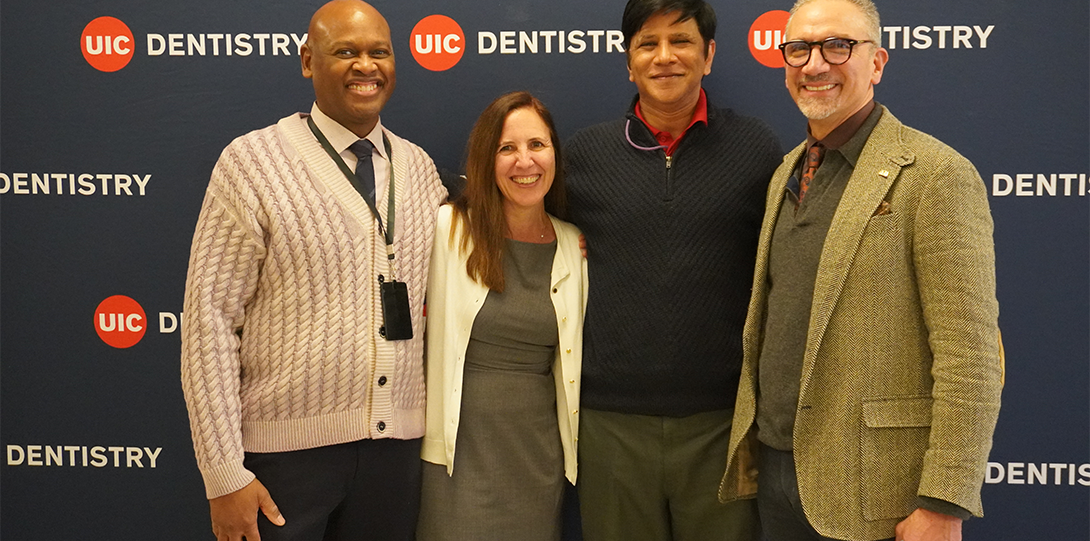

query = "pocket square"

[{"left": 873, "top": 200, "right": 892, "bottom": 216}]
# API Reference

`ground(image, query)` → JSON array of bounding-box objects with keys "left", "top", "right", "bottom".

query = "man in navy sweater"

[{"left": 564, "top": 0, "right": 782, "bottom": 539}]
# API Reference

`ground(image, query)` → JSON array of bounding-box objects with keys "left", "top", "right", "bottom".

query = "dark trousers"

[
  {"left": 757, "top": 444, "right": 893, "bottom": 541},
  {"left": 244, "top": 438, "right": 422, "bottom": 541}
]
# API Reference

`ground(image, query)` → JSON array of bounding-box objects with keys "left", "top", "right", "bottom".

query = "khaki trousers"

[{"left": 577, "top": 408, "right": 758, "bottom": 541}]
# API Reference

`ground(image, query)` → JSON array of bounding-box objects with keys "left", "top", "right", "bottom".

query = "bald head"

[
  {"left": 301, "top": 0, "right": 396, "bottom": 137},
  {"left": 308, "top": 0, "right": 389, "bottom": 48}
]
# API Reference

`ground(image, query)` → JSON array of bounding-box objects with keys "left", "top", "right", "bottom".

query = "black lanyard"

[{"left": 307, "top": 116, "right": 399, "bottom": 274}]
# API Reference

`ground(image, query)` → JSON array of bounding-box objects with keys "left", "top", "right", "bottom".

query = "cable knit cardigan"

[{"left": 181, "top": 113, "right": 446, "bottom": 499}]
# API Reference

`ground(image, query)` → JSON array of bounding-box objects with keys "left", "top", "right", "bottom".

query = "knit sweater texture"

[
  {"left": 181, "top": 113, "right": 446, "bottom": 499},
  {"left": 565, "top": 96, "right": 782, "bottom": 416}
]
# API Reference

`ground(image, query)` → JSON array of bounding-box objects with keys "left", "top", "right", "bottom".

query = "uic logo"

[
  {"left": 748, "top": 11, "right": 790, "bottom": 68},
  {"left": 410, "top": 15, "right": 465, "bottom": 72},
  {"left": 94, "top": 295, "right": 146, "bottom": 348},
  {"left": 82, "top": 16, "right": 134, "bottom": 72}
]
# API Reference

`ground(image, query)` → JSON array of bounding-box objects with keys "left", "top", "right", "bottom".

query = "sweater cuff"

[
  {"left": 200, "top": 458, "right": 256, "bottom": 500},
  {"left": 917, "top": 496, "right": 973, "bottom": 520}
]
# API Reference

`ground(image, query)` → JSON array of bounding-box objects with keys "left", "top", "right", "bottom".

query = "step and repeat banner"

[{"left": 2, "top": 0, "right": 1087, "bottom": 539}]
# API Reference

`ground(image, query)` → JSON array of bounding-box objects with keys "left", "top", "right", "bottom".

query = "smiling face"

[
  {"left": 627, "top": 10, "right": 715, "bottom": 114},
  {"left": 784, "top": 0, "right": 887, "bottom": 138},
  {"left": 493, "top": 107, "right": 555, "bottom": 216},
  {"left": 301, "top": 0, "right": 395, "bottom": 137}
]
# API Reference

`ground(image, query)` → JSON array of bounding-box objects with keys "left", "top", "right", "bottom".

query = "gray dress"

[{"left": 418, "top": 239, "right": 564, "bottom": 541}]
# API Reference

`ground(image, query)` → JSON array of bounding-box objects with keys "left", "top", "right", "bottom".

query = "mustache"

[{"left": 800, "top": 74, "right": 833, "bottom": 84}]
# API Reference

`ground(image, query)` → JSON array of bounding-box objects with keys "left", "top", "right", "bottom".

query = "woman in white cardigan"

[{"left": 417, "top": 91, "right": 587, "bottom": 541}]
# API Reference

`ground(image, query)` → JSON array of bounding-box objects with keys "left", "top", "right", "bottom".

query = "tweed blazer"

[{"left": 718, "top": 107, "right": 1002, "bottom": 541}]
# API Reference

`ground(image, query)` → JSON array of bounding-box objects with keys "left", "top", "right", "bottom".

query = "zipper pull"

[{"left": 665, "top": 155, "right": 673, "bottom": 169}]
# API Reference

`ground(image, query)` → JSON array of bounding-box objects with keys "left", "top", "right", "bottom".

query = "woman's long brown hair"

[{"left": 450, "top": 91, "right": 567, "bottom": 292}]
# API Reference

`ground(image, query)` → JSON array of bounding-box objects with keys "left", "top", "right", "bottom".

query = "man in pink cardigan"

[{"left": 180, "top": 2, "right": 446, "bottom": 540}]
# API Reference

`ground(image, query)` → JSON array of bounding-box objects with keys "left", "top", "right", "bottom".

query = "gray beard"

[{"left": 796, "top": 95, "right": 838, "bottom": 121}]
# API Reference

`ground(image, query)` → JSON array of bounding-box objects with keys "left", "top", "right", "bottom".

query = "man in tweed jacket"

[
  {"left": 718, "top": 1, "right": 1002, "bottom": 540},
  {"left": 180, "top": 2, "right": 446, "bottom": 540}
]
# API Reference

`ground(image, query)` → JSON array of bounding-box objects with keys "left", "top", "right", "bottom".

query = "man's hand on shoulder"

[
  {"left": 209, "top": 478, "right": 285, "bottom": 541},
  {"left": 895, "top": 507, "right": 962, "bottom": 541}
]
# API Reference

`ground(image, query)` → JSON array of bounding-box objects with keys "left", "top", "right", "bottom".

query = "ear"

[
  {"left": 702, "top": 38, "right": 716, "bottom": 76},
  {"left": 300, "top": 43, "right": 314, "bottom": 79},
  {"left": 870, "top": 46, "right": 888, "bottom": 86}
]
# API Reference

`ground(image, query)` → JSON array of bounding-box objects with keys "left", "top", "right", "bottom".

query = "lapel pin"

[{"left": 878, "top": 170, "right": 890, "bottom": 178}]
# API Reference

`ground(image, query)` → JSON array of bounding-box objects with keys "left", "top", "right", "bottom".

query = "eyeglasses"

[{"left": 778, "top": 38, "right": 874, "bottom": 67}]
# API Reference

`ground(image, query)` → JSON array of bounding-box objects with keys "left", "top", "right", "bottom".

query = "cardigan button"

[
  {"left": 377, "top": 421, "right": 386, "bottom": 432},
  {"left": 378, "top": 375, "right": 387, "bottom": 386}
]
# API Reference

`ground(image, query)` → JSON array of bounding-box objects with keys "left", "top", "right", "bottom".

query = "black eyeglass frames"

[{"left": 778, "top": 38, "right": 874, "bottom": 67}]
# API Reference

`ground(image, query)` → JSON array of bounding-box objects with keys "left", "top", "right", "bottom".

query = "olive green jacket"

[{"left": 718, "top": 107, "right": 1002, "bottom": 541}]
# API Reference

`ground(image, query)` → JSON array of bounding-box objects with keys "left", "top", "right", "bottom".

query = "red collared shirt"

[{"left": 634, "top": 89, "right": 708, "bottom": 156}]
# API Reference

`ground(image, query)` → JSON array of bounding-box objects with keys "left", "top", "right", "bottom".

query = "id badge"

[{"left": 379, "top": 278, "right": 413, "bottom": 341}]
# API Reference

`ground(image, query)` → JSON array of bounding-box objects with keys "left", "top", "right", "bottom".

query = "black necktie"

[{"left": 348, "top": 139, "right": 376, "bottom": 204}]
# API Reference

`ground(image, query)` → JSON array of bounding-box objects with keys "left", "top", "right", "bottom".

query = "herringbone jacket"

[{"left": 719, "top": 106, "right": 1002, "bottom": 541}]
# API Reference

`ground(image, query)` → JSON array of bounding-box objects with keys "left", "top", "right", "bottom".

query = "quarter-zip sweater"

[{"left": 565, "top": 95, "right": 782, "bottom": 416}]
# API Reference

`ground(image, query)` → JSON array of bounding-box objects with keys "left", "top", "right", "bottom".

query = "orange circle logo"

[
  {"left": 410, "top": 15, "right": 465, "bottom": 72},
  {"left": 81, "top": 16, "right": 135, "bottom": 72},
  {"left": 748, "top": 11, "right": 790, "bottom": 68},
  {"left": 94, "top": 295, "right": 147, "bottom": 348}
]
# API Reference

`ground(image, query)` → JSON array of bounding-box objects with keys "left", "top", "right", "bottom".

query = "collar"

[
  {"left": 787, "top": 101, "right": 882, "bottom": 201},
  {"left": 309, "top": 102, "right": 388, "bottom": 161},
  {"left": 806, "top": 101, "right": 883, "bottom": 168},
  {"left": 806, "top": 99, "right": 875, "bottom": 151},
  {"left": 634, "top": 88, "right": 708, "bottom": 156}
]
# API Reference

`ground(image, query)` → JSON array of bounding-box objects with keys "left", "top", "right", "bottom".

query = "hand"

[
  {"left": 895, "top": 507, "right": 962, "bottom": 541},
  {"left": 578, "top": 234, "right": 587, "bottom": 259},
  {"left": 209, "top": 479, "right": 285, "bottom": 541}
]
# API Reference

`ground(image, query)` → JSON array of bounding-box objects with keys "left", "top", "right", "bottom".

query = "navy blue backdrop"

[{"left": 2, "top": 1, "right": 1087, "bottom": 539}]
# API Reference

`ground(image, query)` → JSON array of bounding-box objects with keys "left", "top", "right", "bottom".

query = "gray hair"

[{"left": 788, "top": 0, "right": 882, "bottom": 46}]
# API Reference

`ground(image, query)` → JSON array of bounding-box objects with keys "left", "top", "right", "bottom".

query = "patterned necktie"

[
  {"left": 348, "top": 139, "right": 376, "bottom": 204},
  {"left": 798, "top": 142, "right": 825, "bottom": 202}
]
